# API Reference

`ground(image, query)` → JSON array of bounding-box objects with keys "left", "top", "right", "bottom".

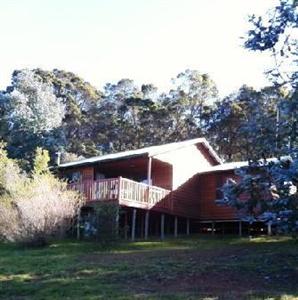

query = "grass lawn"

[{"left": 0, "top": 235, "right": 297, "bottom": 300}]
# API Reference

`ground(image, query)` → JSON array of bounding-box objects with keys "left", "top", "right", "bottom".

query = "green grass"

[{"left": 0, "top": 235, "right": 297, "bottom": 299}]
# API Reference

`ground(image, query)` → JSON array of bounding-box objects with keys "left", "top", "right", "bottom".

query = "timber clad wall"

[
  {"left": 63, "top": 166, "right": 94, "bottom": 181},
  {"left": 170, "top": 175, "right": 201, "bottom": 219},
  {"left": 197, "top": 172, "right": 237, "bottom": 220},
  {"left": 151, "top": 161, "right": 172, "bottom": 190},
  {"left": 155, "top": 144, "right": 218, "bottom": 189},
  {"left": 60, "top": 140, "right": 241, "bottom": 221},
  {"left": 81, "top": 167, "right": 94, "bottom": 181}
]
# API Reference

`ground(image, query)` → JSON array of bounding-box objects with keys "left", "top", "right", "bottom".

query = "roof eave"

[{"left": 57, "top": 153, "right": 149, "bottom": 169}]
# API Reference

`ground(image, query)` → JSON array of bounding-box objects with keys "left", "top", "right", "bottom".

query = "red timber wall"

[
  {"left": 63, "top": 166, "right": 94, "bottom": 181},
  {"left": 151, "top": 160, "right": 173, "bottom": 190},
  {"left": 197, "top": 170, "right": 238, "bottom": 221},
  {"left": 154, "top": 142, "right": 220, "bottom": 190},
  {"left": 151, "top": 174, "right": 201, "bottom": 219},
  {"left": 169, "top": 175, "right": 201, "bottom": 219},
  {"left": 81, "top": 166, "right": 94, "bottom": 180}
]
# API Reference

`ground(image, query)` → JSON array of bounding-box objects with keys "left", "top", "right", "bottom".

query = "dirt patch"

[
  {"left": 80, "top": 245, "right": 248, "bottom": 264},
  {"left": 79, "top": 246, "right": 298, "bottom": 296}
]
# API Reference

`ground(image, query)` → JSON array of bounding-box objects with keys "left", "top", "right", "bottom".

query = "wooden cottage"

[{"left": 58, "top": 138, "right": 267, "bottom": 239}]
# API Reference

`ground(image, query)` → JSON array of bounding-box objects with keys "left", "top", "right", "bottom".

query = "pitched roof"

[
  {"left": 198, "top": 156, "right": 291, "bottom": 175},
  {"left": 199, "top": 161, "right": 248, "bottom": 174},
  {"left": 58, "top": 138, "right": 223, "bottom": 168}
]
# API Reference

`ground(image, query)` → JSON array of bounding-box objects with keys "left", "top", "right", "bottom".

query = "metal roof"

[
  {"left": 57, "top": 138, "right": 223, "bottom": 169},
  {"left": 198, "top": 157, "right": 291, "bottom": 175},
  {"left": 199, "top": 161, "right": 248, "bottom": 174}
]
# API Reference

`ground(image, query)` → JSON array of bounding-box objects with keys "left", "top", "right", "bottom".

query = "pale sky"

[{"left": 0, "top": 0, "right": 278, "bottom": 96}]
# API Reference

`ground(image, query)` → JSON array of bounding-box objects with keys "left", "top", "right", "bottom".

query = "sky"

[{"left": 0, "top": 0, "right": 279, "bottom": 96}]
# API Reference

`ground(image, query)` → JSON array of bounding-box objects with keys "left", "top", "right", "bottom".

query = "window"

[
  {"left": 216, "top": 175, "right": 224, "bottom": 200},
  {"left": 71, "top": 171, "right": 81, "bottom": 183},
  {"left": 95, "top": 172, "right": 105, "bottom": 180}
]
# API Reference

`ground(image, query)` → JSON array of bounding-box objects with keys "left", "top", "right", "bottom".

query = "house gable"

[
  {"left": 58, "top": 138, "right": 222, "bottom": 191},
  {"left": 154, "top": 142, "right": 220, "bottom": 189}
]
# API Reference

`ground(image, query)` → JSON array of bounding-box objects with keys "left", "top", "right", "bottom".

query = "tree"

[
  {"left": 219, "top": 1, "right": 298, "bottom": 233},
  {"left": 6, "top": 69, "right": 65, "bottom": 134},
  {"left": 243, "top": 1, "right": 298, "bottom": 156},
  {"left": 208, "top": 86, "right": 284, "bottom": 161},
  {"left": 162, "top": 70, "right": 218, "bottom": 141},
  {"left": 33, "top": 147, "right": 50, "bottom": 176},
  {"left": 0, "top": 68, "right": 104, "bottom": 165},
  {"left": 245, "top": 0, "right": 297, "bottom": 88},
  {"left": 219, "top": 158, "right": 298, "bottom": 235},
  {"left": 32, "top": 68, "right": 103, "bottom": 157},
  {"left": 97, "top": 79, "right": 162, "bottom": 152},
  {"left": 1, "top": 70, "right": 65, "bottom": 165}
]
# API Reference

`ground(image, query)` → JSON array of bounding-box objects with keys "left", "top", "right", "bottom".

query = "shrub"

[
  {"left": 0, "top": 145, "right": 83, "bottom": 246},
  {"left": 79, "top": 202, "right": 120, "bottom": 244},
  {"left": 94, "top": 202, "right": 120, "bottom": 244}
]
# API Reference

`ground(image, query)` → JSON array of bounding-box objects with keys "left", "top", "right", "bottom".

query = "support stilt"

[
  {"left": 115, "top": 205, "right": 119, "bottom": 237},
  {"left": 124, "top": 212, "right": 128, "bottom": 240},
  {"left": 161, "top": 214, "right": 165, "bottom": 240},
  {"left": 145, "top": 211, "right": 149, "bottom": 240},
  {"left": 174, "top": 216, "right": 178, "bottom": 237},
  {"left": 186, "top": 218, "right": 190, "bottom": 235},
  {"left": 239, "top": 221, "right": 242, "bottom": 237},
  {"left": 211, "top": 221, "right": 215, "bottom": 235},
  {"left": 140, "top": 211, "right": 144, "bottom": 239},
  {"left": 77, "top": 210, "right": 81, "bottom": 240},
  {"left": 267, "top": 221, "right": 272, "bottom": 236},
  {"left": 131, "top": 209, "right": 137, "bottom": 241}
]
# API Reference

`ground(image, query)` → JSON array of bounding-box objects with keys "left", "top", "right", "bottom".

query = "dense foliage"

[
  {"left": 245, "top": 0, "right": 297, "bottom": 88},
  {"left": 0, "top": 144, "right": 83, "bottom": 246},
  {"left": 219, "top": 158, "right": 298, "bottom": 235},
  {"left": 0, "top": 67, "right": 296, "bottom": 164},
  {"left": 218, "top": 0, "right": 298, "bottom": 234}
]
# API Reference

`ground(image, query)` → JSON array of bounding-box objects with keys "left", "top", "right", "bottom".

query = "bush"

[
  {"left": 0, "top": 145, "right": 83, "bottom": 246},
  {"left": 94, "top": 202, "right": 120, "bottom": 244},
  {"left": 79, "top": 202, "right": 120, "bottom": 244}
]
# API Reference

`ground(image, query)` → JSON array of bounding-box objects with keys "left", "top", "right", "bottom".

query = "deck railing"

[
  {"left": 68, "top": 178, "right": 119, "bottom": 201},
  {"left": 68, "top": 177, "right": 170, "bottom": 208}
]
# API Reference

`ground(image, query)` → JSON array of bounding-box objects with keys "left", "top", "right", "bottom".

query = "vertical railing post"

[
  {"left": 118, "top": 177, "right": 122, "bottom": 203},
  {"left": 147, "top": 156, "right": 152, "bottom": 185},
  {"left": 147, "top": 156, "right": 152, "bottom": 207},
  {"left": 148, "top": 186, "right": 151, "bottom": 206},
  {"left": 92, "top": 180, "right": 95, "bottom": 201}
]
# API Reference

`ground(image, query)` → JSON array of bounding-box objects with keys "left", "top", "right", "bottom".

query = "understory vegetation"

[
  {"left": 0, "top": 236, "right": 297, "bottom": 300},
  {"left": 0, "top": 144, "right": 83, "bottom": 246}
]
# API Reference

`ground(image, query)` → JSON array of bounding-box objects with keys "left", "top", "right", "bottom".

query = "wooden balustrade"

[
  {"left": 68, "top": 178, "right": 119, "bottom": 201},
  {"left": 68, "top": 177, "right": 170, "bottom": 208}
]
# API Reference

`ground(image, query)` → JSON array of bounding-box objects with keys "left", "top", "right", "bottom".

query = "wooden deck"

[{"left": 68, "top": 177, "right": 171, "bottom": 211}]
